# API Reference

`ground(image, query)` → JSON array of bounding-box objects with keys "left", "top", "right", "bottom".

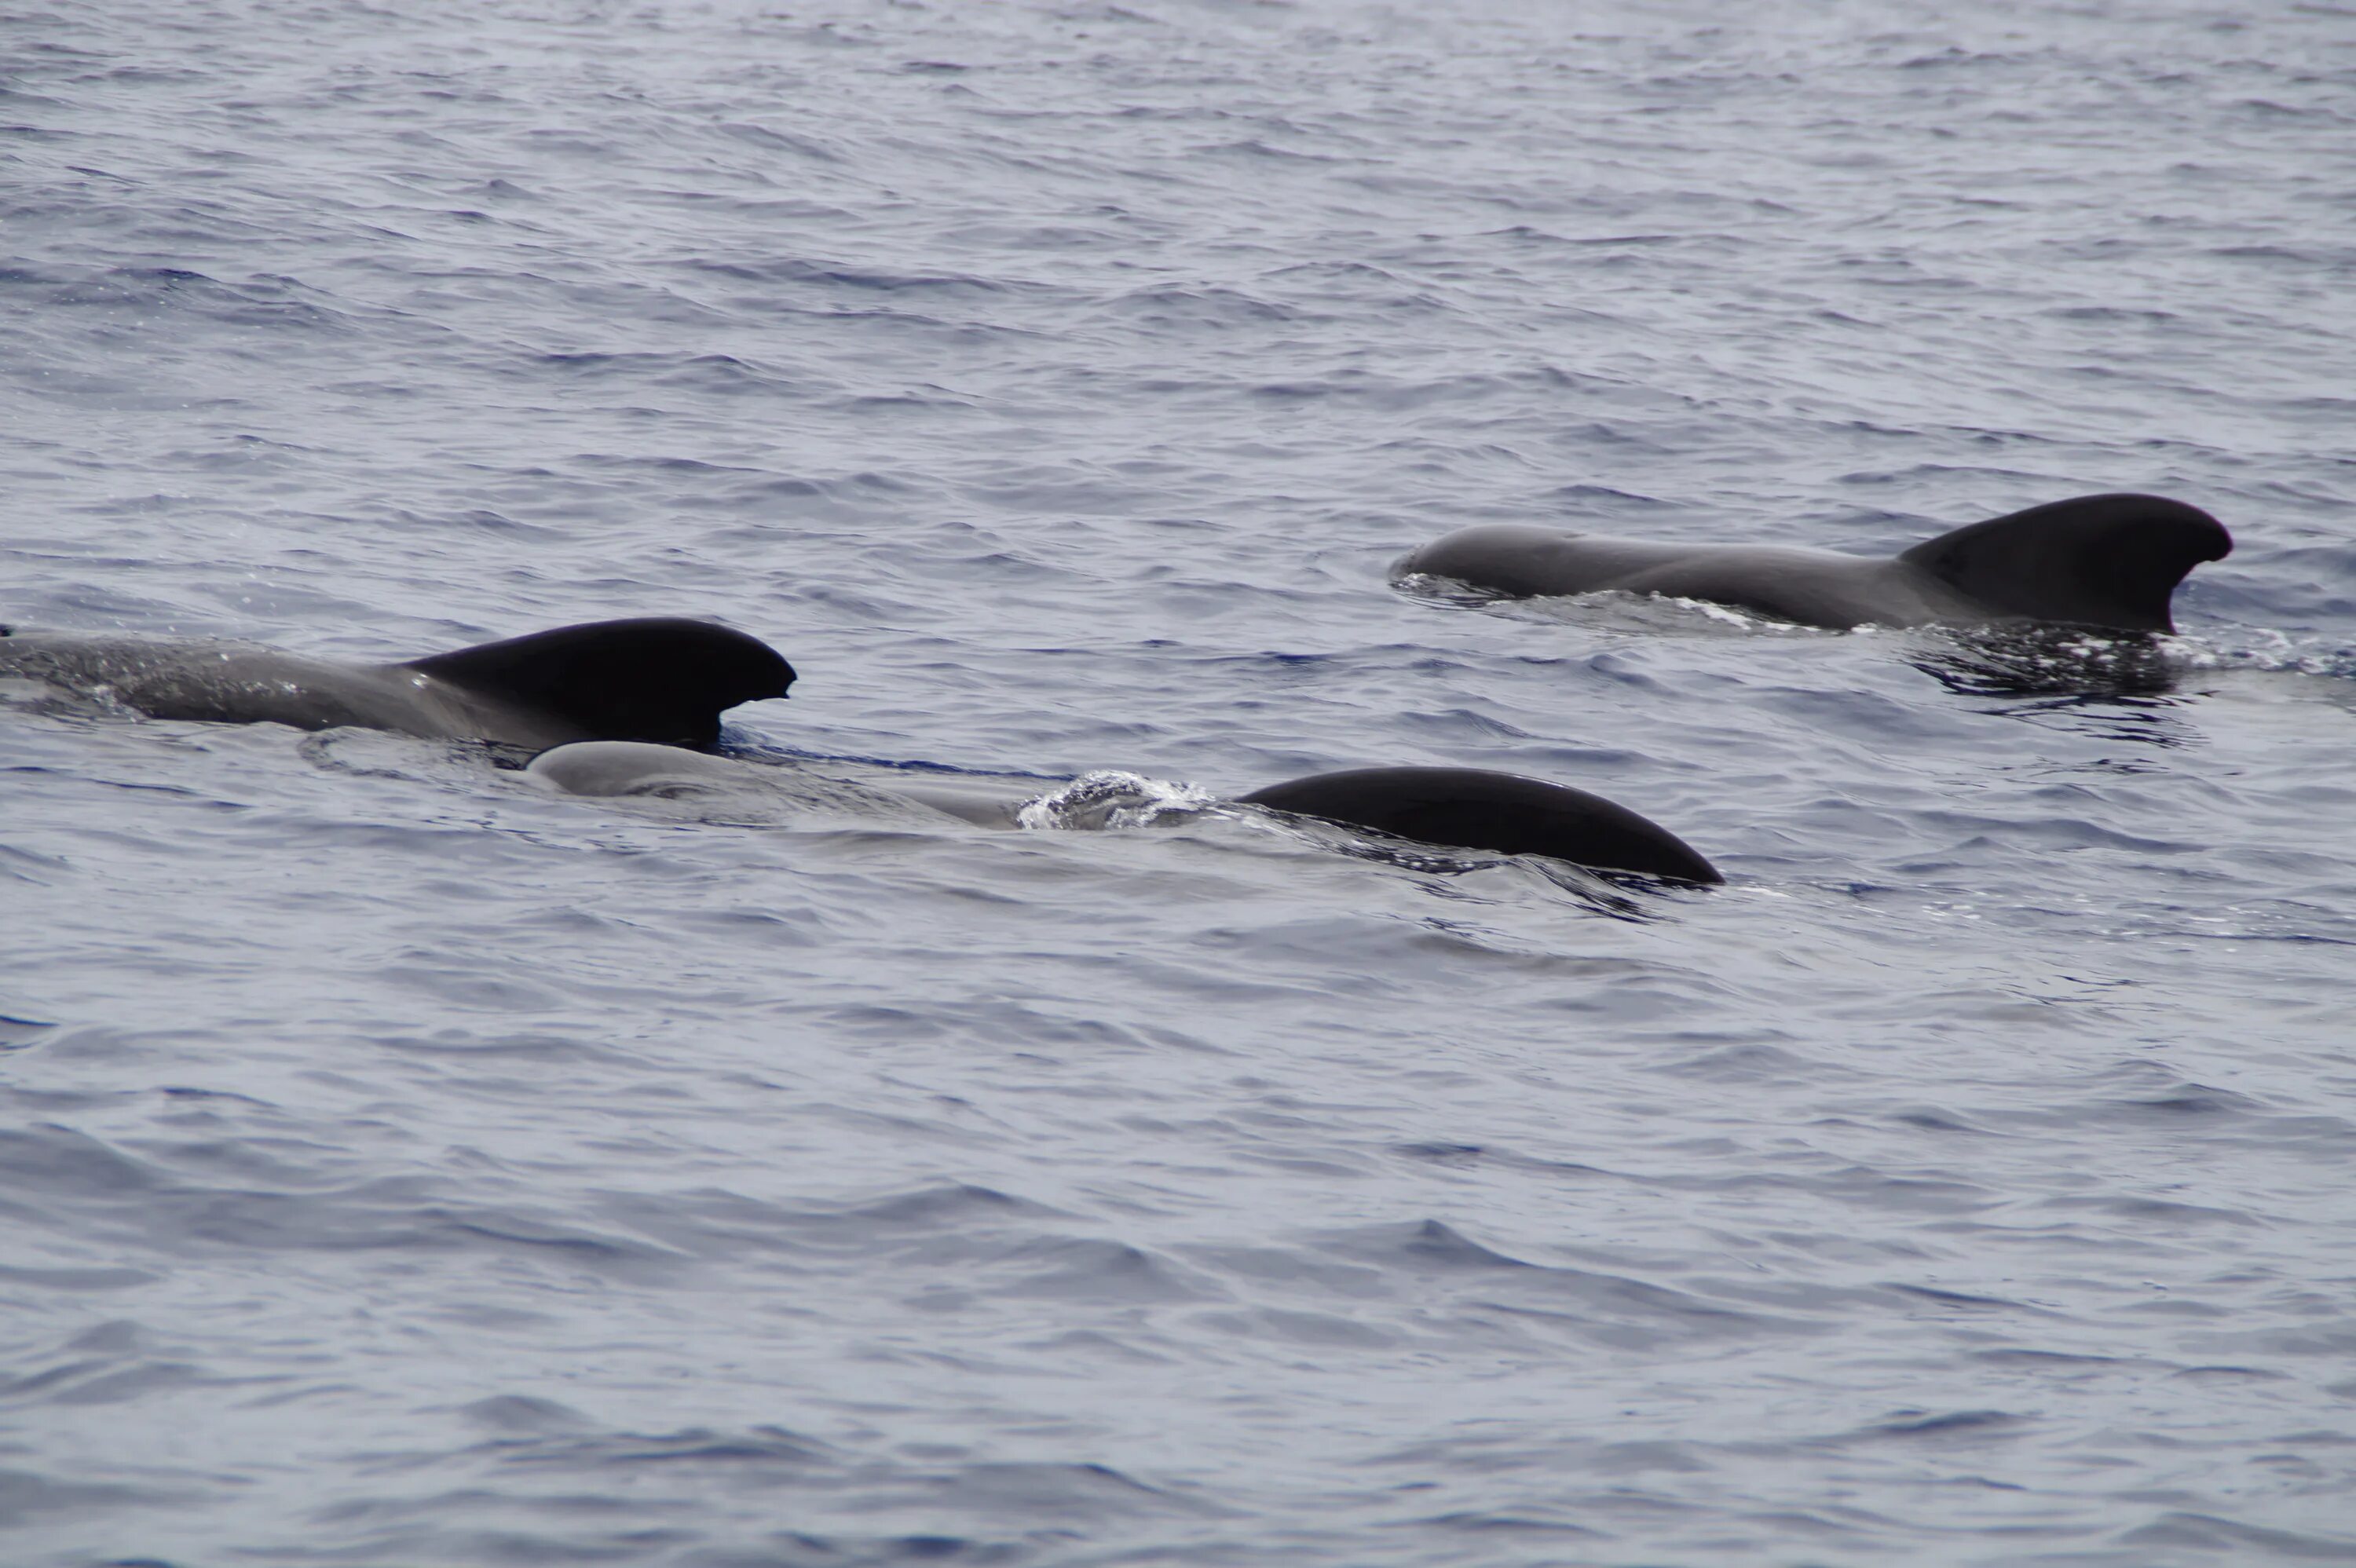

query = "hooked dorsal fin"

[
  {"left": 1898, "top": 493, "right": 2230, "bottom": 633},
  {"left": 405, "top": 617, "right": 794, "bottom": 747},
  {"left": 1238, "top": 766, "right": 1721, "bottom": 884}
]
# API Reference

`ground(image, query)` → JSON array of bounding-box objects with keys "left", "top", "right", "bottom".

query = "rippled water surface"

[{"left": 6, "top": 2, "right": 2356, "bottom": 1563}]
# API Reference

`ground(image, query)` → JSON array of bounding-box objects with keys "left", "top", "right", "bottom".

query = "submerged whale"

[
  {"left": 0, "top": 617, "right": 793, "bottom": 748},
  {"left": 1396, "top": 493, "right": 2230, "bottom": 633},
  {"left": 529, "top": 744, "right": 1723, "bottom": 886}
]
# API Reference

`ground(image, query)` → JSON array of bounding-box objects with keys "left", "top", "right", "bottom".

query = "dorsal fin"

[
  {"left": 1238, "top": 766, "right": 1721, "bottom": 884},
  {"left": 405, "top": 618, "right": 794, "bottom": 747},
  {"left": 1898, "top": 493, "right": 2230, "bottom": 633}
]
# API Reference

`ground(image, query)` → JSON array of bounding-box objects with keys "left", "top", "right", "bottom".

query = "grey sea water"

[{"left": 5, "top": 1, "right": 2355, "bottom": 1563}]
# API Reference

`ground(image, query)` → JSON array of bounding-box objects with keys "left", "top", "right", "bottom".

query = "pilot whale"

[
  {"left": 1396, "top": 493, "right": 2230, "bottom": 633},
  {"left": 0, "top": 617, "right": 793, "bottom": 748},
  {"left": 529, "top": 744, "right": 1722, "bottom": 885}
]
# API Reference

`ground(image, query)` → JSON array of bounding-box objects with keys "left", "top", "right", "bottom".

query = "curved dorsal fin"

[
  {"left": 1898, "top": 494, "right": 2230, "bottom": 632},
  {"left": 405, "top": 617, "right": 794, "bottom": 747}
]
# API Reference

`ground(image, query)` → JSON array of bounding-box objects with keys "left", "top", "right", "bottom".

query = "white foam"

[{"left": 1015, "top": 769, "right": 1215, "bottom": 832}]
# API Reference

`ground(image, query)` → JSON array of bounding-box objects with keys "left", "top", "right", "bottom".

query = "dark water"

[{"left": 6, "top": 2, "right": 2356, "bottom": 1563}]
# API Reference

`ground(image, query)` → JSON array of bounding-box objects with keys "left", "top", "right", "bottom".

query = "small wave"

[{"left": 2168, "top": 627, "right": 2356, "bottom": 679}]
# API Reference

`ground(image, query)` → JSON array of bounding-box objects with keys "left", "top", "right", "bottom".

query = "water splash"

[
  {"left": 2168, "top": 627, "right": 2356, "bottom": 680},
  {"left": 1015, "top": 769, "right": 1214, "bottom": 831}
]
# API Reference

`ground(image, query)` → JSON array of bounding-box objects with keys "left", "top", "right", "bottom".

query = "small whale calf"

[
  {"left": 1398, "top": 493, "right": 2230, "bottom": 633},
  {"left": 0, "top": 617, "right": 793, "bottom": 749},
  {"left": 523, "top": 740, "right": 1040, "bottom": 829}
]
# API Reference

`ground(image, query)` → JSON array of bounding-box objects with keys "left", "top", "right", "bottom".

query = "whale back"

[
  {"left": 1238, "top": 766, "right": 1721, "bottom": 884},
  {"left": 404, "top": 618, "right": 795, "bottom": 747},
  {"left": 1897, "top": 493, "right": 2230, "bottom": 633}
]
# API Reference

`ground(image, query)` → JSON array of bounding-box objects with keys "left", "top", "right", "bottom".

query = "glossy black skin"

[
  {"left": 0, "top": 617, "right": 794, "bottom": 749},
  {"left": 1399, "top": 494, "right": 2231, "bottom": 634},
  {"left": 1238, "top": 766, "right": 1721, "bottom": 884}
]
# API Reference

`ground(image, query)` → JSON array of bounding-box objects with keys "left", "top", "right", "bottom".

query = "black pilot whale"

[
  {"left": 0, "top": 617, "right": 794, "bottom": 748},
  {"left": 529, "top": 744, "right": 1724, "bottom": 886},
  {"left": 1398, "top": 493, "right": 2230, "bottom": 633}
]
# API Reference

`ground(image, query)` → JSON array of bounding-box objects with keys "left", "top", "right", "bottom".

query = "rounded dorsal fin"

[{"left": 1238, "top": 766, "right": 1721, "bottom": 884}]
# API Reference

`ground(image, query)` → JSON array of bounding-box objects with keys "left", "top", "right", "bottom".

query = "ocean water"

[{"left": 5, "top": 2, "right": 2356, "bottom": 1563}]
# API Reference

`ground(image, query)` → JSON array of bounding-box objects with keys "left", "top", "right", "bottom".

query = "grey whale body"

[
  {"left": 0, "top": 617, "right": 794, "bottom": 749},
  {"left": 1398, "top": 493, "right": 2230, "bottom": 633}
]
